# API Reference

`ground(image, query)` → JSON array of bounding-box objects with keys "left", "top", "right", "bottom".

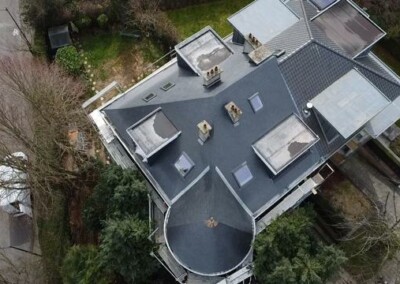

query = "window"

[
  {"left": 143, "top": 93, "right": 156, "bottom": 102},
  {"left": 161, "top": 82, "right": 175, "bottom": 91},
  {"left": 174, "top": 152, "right": 195, "bottom": 177},
  {"left": 248, "top": 93, "right": 263, "bottom": 113},
  {"left": 233, "top": 163, "right": 253, "bottom": 187}
]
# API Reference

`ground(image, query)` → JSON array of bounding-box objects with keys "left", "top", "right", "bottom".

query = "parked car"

[{"left": 0, "top": 152, "right": 32, "bottom": 218}]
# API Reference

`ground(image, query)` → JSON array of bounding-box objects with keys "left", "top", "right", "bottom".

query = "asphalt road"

[
  {"left": 0, "top": 1, "right": 43, "bottom": 283},
  {"left": 0, "top": 0, "right": 26, "bottom": 55}
]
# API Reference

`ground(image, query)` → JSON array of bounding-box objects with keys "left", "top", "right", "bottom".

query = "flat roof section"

[
  {"left": 165, "top": 168, "right": 254, "bottom": 276},
  {"left": 365, "top": 96, "right": 400, "bottom": 138},
  {"left": 175, "top": 27, "right": 232, "bottom": 75},
  {"left": 312, "top": 0, "right": 385, "bottom": 58},
  {"left": 228, "top": 0, "right": 299, "bottom": 44},
  {"left": 252, "top": 114, "right": 319, "bottom": 175},
  {"left": 311, "top": 69, "right": 390, "bottom": 139},
  {"left": 126, "top": 108, "right": 181, "bottom": 159}
]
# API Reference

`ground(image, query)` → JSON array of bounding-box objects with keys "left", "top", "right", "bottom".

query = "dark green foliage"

[
  {"left": 55, "top": 46, "right": 83, "bottom": 76},
  {"left": 62, "top": 245, "right": 110, "bottom": 284},
  {"left": 99, "top": 218, "right": 157, "bottom": 283},
  {"left": 21, "top": 0, "right": 67, "bottom": 30},
  {"left": 97, "top": 14, "right": 109, "bottom": 29},
  {"left": 76, "top": 15, "right": 93, "bottom": 30},
  {"left": 254, "top": 207, "right": 346, "bottom": 284},
  {"left": 356, "top": 0, "right": 400, "bottom": 39},
  {"left": 83, "top": 164, "right": 148, "bottom": 231}
]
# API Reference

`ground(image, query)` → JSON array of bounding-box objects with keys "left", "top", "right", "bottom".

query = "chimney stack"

[
  {"left": 203, "top": 65, "right": 222, "bottom": 88},
  {"left": 244, "top": 33, "right": 262, "bottom": 54},
  {"left": 197, "top": 120, "right": 212, "bottom": 143},
  {"left": 225, "top": 102, "right": 242, "bottom": 124}
]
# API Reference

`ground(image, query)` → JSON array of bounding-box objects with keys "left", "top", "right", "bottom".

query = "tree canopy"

[
  {"left": 99, "top": 217, "right": 157, "bottom": 283},
  {"left": 83, "top": 164, "right": 149, "bottom": 231},
  {"left": 254, "top": 207, "right": 347, "bottom": 284}
]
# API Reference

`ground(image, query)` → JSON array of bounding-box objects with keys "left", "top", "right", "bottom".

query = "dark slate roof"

[
  {"left": 103, "top": 54, "right": 322, "bottom": 214},
  {"left": 165, "top": 168, "right": 254, "bottom": 275}
]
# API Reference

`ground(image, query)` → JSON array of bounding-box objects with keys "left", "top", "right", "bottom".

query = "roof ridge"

[
  {"left": 312, "top": 40, "right": 400, "bottom": 90},
  {"left": 300, "top": 0, "right": 313, "bottom": 40}
]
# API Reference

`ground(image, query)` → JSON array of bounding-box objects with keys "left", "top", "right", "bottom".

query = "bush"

[
  {"left": 55, "top": 46, "right": 82, "bottom": 76},
  {"left": 100, "top": 218, "right": 157, "bottom": 283},
  {"left": 62, "top": 245, "right": 109, "bottom": 284},
  {"left": 97, "top": 14, "right": 109, "bottom": 29},
  {"left": 83, "top": 164, "right": 148, "bottom": 232}
]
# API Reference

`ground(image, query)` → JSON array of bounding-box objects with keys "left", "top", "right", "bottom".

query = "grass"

[
  {"left": 167, "top": 0, "right": 253, "bottom": 38},
  {"left": 79, "top": 32, "right": 165, "bottom": 85}
]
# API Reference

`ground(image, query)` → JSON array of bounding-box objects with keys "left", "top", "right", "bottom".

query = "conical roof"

[{"left": 165, "top": 168, "right": 255, "bottom": 276}]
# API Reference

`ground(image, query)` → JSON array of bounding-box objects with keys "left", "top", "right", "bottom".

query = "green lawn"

[
  {"left": 167, "top": 0, "right": 253, "bottom": 38},
  {"left": 79, "top": 32, "right": 165, "bottom": 83}
]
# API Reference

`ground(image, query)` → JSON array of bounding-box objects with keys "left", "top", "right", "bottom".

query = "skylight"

[
  {"left": 161, "top": 82, "right": 175, "bottom": 91},
  {"left": 233, "top": 163, "right": 253, "bottom": 187},
  {"left": 143, "top": 93, "right": 156, "bottom": 102},
  {"left": 248, "top": 93, "right": 263, "bottom": 113},
  {"left": 174, "top": 152, "right": 195, "bottom": 177}
]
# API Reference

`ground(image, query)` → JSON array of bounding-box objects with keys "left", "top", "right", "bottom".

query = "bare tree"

[{"left": 0, "top": 55, "right": 91, "bottom": 215}]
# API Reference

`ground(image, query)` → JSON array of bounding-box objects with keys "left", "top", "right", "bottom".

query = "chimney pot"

[{"left": 197, "top": 120, "right": 212, "bottom": 142}]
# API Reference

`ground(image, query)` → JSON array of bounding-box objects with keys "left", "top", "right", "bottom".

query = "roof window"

[
  {"left": 248, "top": 93, "right": 263, "bottom": 113},
  {"left": 174, "top": 152, "right": 195, "bottom": 177},
  {"left": 161, "top": 82, "right": 175, "bottom": 91},
  {"left": 233, "top": 163, "right": 253, "bottom": 187}
]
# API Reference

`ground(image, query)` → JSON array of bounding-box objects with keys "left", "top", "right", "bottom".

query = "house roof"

[
  {"left": 100, "top": 0, "right": 400, "bottom": 277},
  {"left": 103, "top": 49, "right": 322, "bottom": 214}
]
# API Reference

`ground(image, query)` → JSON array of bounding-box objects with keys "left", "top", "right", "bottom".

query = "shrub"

[
  {"left": 62, "top": 245, "right": 109, "bottom": 284},
  {"left": 97, "top": 14, "right": 109, "bottom": 29},
  {"left": 55, "top": 46, "right": 82, "bottom": 76}
]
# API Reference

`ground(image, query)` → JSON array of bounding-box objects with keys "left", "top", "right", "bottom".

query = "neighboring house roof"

[{"left": 99, "top": 0, "right": 400, "bottom": 278}]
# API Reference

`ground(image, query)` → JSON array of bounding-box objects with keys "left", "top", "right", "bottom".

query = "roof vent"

[
  {"left": 225, "top": 102, "right": 242, "bottom": 125},
  {"left": 244, "top": 33, "right": 262, "bottom": 54},
  {"left": 197, "top": 120, "right": 213, "bottom": 143},
  {"left": 203, "top": 65, "right": 222, "bottom": 88}
]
